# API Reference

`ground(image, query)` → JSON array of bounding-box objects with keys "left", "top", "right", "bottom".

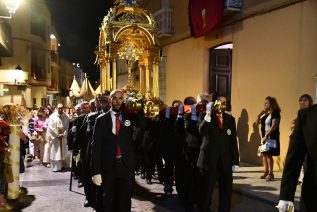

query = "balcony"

[{"left": 153, "top": 7, "right": 173, "bottom": 37}]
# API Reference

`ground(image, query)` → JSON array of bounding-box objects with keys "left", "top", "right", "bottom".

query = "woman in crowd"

[
  {"left": 34, "top": 107, "right": 50, "bottom": 167},
  {"left": 257, "top": 96, "right": 281, "bottom": 181}
]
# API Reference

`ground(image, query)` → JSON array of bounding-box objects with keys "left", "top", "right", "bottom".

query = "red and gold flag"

[{"left": 189, "top": 0, "right": 225, "bottom": 37}]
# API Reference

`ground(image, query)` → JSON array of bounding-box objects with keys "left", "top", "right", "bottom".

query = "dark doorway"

[{"left": 209, "top": 45, "right": 232, "bottom": 101}]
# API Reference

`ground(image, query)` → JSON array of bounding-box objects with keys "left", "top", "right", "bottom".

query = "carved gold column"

[
  {"left": 106, "top": 59, "right": 111, "bottom": 91},
  {"left": 145, "top": 64, "right": 150, "bottom": 92},
  {"left": 155, "top": 62, "right": 160, "bottom": 97},
  {"left": 112, "top": 59, "right": 117, "bottom": 90},
  {"left": 139, "top": 64, "right": 144, "bottom": 94},
  {"left": 101, "top": 64, "right": 107, "bottom": 92},
  {"left": 152, "top": 62, "right": 159, "bottom": 97}
]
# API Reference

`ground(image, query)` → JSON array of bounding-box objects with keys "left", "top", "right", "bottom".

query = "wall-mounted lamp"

[{"left": 0, "top": 0, "right": 21, "bottom": 20}]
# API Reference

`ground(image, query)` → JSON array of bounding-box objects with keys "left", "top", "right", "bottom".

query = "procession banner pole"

[{"left": 8, "top": 125, "right": 21, "bottom": 200}]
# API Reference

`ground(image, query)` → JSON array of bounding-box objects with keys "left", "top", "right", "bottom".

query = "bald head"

[{"left": 109, "top": 89, "right": 124, "bottom": 112}]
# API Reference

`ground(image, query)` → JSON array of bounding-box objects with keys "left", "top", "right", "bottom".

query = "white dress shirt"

[{"left": 110, "top": 109, "right": 122, "bottom": 135}]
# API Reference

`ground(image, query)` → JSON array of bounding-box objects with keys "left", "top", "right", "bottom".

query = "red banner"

[{"left": 189, "top": 0, "right": 225, "bottom": 37}]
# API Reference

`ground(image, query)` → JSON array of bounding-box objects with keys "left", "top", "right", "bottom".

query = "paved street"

[{"left": 2, "top": 162, "right": 301, "bottom": 212}]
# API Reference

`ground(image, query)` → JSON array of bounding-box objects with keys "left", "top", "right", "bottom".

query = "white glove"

[
  {"left": 165, "top": 107, "right": 170, "bottom": 119},
  {"left": 125, "top": 97, "right": 133, "bottom": 107},
  {"left": 276, "top": 200, "right": 294, "bottom": 212},
  {"left": 71, "top": 126, "right": 76, "bottom": 133},
  {"left": 177, "top": 105, "right": 184, "bottom": 118},
  {"left": 232, "top": 165, "right": 239, "bottom": 172},
  {"left": 191, "top": 104, "right": 198, "bottom": 121},
  {"left": 92, "top": 174, "right": 102, "bottom": 186},
  {"left": 204, "top": 112, "right": 211, "bottom": 122},
  {"left": 206, "top": 102, "right": 214, "bottom": 113}
]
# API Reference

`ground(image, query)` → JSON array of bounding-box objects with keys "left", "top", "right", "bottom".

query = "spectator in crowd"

[
  {"left": 34, "top": 107, "right": 49, "bottom": 167},
  {"left": 257, "top": 96, "right": 281, "bottom": 181}
]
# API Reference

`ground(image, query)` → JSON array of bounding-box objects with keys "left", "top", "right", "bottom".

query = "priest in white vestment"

[{"left": 47, "top": 104, "right": 69, "bottom": 172}]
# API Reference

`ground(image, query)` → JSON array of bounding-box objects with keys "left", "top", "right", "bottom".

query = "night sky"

[{"left": 45, "top": 0, "right": 113, "bottom": 85}]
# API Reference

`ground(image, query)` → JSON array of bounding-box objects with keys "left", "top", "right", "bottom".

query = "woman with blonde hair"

[{"left": 257, "top": 96, "right": 281, "bottom": 181}]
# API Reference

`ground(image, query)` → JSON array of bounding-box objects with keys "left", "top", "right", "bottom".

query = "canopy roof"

[
  {"left": 69, "top": 76, "right": 81, "bottom": 97},
  {"left": 79, "top": 74, "right": 96, "bottom": 101}
]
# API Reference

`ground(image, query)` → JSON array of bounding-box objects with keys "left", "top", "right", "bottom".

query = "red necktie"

[
  {"left": 115, "top": 114, "right": 122, "bottom": 158},
  {"left": 217, "top": 113, "right": 223, "bottom": 129}
]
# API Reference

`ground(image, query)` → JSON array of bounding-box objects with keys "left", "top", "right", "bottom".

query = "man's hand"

[
  {"left": 276, "top": 200, "right": 294, "bottom": 212},
  {"left": 177, "top": 105, "right": 184, "bottom": 118},
  {"left": 261, "top": 136, "right": 267, "bottom": 144},
  {"left": 232, "top": 165, "right": 239, "bottom": 172},
  {"left": 92, "top": 174, "right": 102, "bottom": 186}
]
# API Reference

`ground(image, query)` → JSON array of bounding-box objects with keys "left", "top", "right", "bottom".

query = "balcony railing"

[{"left": 153, "top": 7, "right": 173, "bottom": 37}]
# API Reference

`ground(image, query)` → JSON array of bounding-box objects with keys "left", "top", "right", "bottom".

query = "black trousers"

[
  {"left": 82, "top": 157, "right": 95, "bottom": 206},
  {"left": 199, "top": 163, "right": 233, "bottom": 212},
  {"left": 101, "top": 160, "right": 134, "bottom": 212}
]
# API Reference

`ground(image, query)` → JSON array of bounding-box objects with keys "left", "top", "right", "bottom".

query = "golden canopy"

[{"left": 96, "top": 0, "right": 160, "bottom": 97}]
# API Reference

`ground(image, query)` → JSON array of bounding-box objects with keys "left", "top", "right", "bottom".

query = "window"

[
  {"left": 31, "top": 13, "right": 47, "bottom": 41},
  {"left": 31, "top": 49, "right": 46, "bottom": 81}
]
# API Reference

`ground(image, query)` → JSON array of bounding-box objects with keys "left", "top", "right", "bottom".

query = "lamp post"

[{"left": 0, "top": 0, "right": 21, "bottom": 19}]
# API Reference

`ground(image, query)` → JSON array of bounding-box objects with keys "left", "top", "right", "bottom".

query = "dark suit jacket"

[
  {"left": 280, "top": 105, "right": 317, "bottom": 211},
  {"left": 91, "top": 110, "right": 144, "bottom": 177},
  {"left": 198, "top": 112, "right": 239, "bottom": 173},
  {"left": 73, "top": 114, "right": 88, "bottom": 156}
]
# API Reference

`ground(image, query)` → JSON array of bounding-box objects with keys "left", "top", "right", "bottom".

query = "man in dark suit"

[
  {"left": 277, "top": 104, "right": 317, "bottom": 212},
  {"left": 91, "top": 89, "right": 144, "bottom": 212},
  {"left": 198, "top": 101, "right": 239, "bottom": 212},
  {"left": 85, "top": 92, "right": 110, "bottom": 212}
]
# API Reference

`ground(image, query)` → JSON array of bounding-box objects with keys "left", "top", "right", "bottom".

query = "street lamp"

[{"left": 0, "top": 0, "right": 21, "bottom": 19}]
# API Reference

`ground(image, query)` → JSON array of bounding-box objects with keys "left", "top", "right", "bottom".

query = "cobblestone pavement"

[{"left": 1, "top": 162, "right": 301, "bottom": 212}]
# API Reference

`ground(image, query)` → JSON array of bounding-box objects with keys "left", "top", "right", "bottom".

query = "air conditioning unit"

[{"left": 225, "top": 0, "right": 242, "bottom": 12}]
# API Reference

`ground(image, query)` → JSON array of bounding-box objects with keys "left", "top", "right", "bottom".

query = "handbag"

[
  {"left": 266, "top": 138, "right": 277, "bottom": 148},
  {"left": 260, "top": 143, "right": 270, "bottom": 152},
  {"left": 3, "top": 159, "right": 14, "bottom": 183}
]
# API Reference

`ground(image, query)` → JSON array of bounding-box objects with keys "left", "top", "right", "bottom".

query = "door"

[{"left": 209, "top": 48, "right": 232, "bottom": 101}]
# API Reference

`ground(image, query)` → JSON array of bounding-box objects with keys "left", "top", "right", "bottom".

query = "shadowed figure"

[
  {"left": 249, "top": 122, "right": 263, "bottom": 165},
  {"left": 237, "top": 109, "right": 262, "bottom": 165}
]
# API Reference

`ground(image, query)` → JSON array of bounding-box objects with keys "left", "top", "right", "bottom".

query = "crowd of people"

[{"left": 0, "top": 92, "right": 315, "bottom": 212}]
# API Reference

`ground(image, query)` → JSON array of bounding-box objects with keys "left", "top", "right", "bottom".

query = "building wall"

[
  {"left": 159, "top": 0, "right": 317, "bottom": 168},
  {"left": 59, "top": 58, "right": 75, "bottom": 106},
  {"left": 0, "top": 0, "right": 53, "bottom": 108},
  {"left": 31, "top": 85, "right": 47, "bottom": 107}
]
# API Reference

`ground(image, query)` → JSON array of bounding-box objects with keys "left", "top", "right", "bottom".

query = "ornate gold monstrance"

[{"left": 96, "top": 0, "right": 160, "bottom": 97}]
